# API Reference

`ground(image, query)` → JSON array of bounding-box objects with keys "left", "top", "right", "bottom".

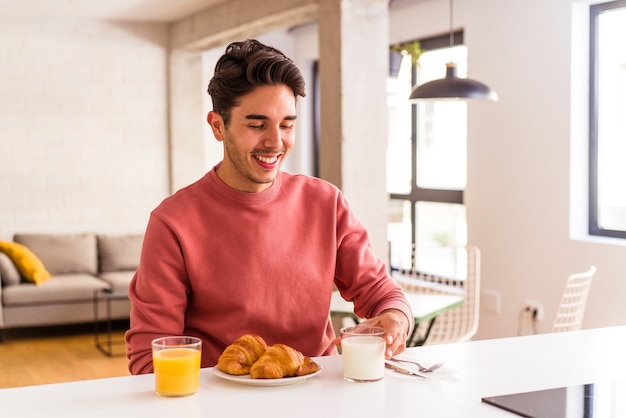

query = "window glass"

[
  {"left": 595, "top": 4, "right": 626, "bottom": 233},
  {"left": 414, "top": 46, "right": 468, "bottom": 190},
  {"left": 413, "top": 244, "right": 469, "bottom": 280},
  {"left": 415, "top": 100, "right": 467, "bottom": 189},
  {"left": 387, "top": 199, "right": 412, "bottom": 269},
  {"left": 415, "top": 201, "right": 467, "bottom": 249},
  {"left": 415, "top": 202, "right": 467, "bottom": 278},
  {"left": 388, "top": 200, "right": 467, "bottom": 273},
  {"left": 386, "top": 54, "right": 413, "bottom": 195}
]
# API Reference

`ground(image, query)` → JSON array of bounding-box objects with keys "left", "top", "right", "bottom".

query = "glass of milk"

[{"left": 340, "top": 326, "right": 386, "bottom": 382}]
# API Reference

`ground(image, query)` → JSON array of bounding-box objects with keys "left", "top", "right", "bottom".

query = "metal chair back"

[
  {"left": 552, "top": 266, "right": 596, "bottom": 333},
  {"left": 394, "top": 245, "right": 481, "bottom": 344}
]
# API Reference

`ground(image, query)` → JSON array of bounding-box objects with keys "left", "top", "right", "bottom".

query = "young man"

[{"left": 125, "top": 39, "right": 413, "bottom": 374}]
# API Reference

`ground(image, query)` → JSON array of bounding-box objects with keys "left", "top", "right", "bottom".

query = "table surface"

[
  {"left": 2, "top": 326, "right": 625, "bottom": 417},
  {"left": 330, "top": 290, "right": 464, "bottom": 323}
]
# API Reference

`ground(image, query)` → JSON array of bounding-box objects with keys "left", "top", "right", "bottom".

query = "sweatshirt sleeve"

[
  {"left": 125, "top": 214, "right": 191, "bottom": 375},
  {"left": 332, "top": 192, "right": 414, "bottom": 334}
]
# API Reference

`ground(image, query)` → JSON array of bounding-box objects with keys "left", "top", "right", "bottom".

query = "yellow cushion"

[{"left": 0, "top": 241, "right": 51, "bottom": 285}]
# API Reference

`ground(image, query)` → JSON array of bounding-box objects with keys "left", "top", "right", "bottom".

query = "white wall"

[{"left": 0, "top": 18, "right": 171, "bottom": 239}]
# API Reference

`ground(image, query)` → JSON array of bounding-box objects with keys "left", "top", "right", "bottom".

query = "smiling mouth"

[{"left": 254, "top": 154, "right": 281, "bottom": 165}]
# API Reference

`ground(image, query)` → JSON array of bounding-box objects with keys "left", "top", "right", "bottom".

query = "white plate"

[{"left": 213, "top": 367, "right": 322, "bottom": 387}]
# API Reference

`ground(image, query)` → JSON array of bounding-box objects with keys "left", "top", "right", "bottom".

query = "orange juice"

[{"left": 153, "top": 348, "right": 201, "bottom": 396}]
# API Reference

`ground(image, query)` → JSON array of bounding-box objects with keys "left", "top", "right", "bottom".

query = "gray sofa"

[{"left": 0, "top": 233, "right": 142, "bottom": 338}]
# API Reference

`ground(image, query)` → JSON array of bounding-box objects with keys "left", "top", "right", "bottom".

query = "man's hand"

[{"left": 333, "top": 309, "right": 410, "bottom": 359}]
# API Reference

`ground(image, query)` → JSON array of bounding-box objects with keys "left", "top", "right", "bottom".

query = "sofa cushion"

[
  {"left": 0, "top": 251, "right": 22, "bottom": 286},
  {"left": 1, "top": 274, "right": 110, "bottom": 306},
  {"left": 0, "top": 241, "right": 52, "bottom": 285},
  {"left": 14, "top": 233, "right": 98, "bottom": 275},
  {"left": 98, "top": 234, "right": 143, "bottom": 273},
  {"left": 98, "top": 271, "right": 135, "bottom": 293}
]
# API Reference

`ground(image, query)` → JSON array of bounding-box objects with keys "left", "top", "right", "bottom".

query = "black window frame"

[{"left": 588, "top": 0, "right": 626, "bottom": 239}]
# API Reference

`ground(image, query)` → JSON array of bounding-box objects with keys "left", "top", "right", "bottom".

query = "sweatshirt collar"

[{"left": 205, "top": 162, "right": 281, "bottom": 204}]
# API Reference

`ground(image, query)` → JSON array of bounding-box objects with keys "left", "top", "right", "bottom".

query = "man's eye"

[
  {"left": 249, "top": 125, "right": 264, "bottom": 130},
  {"left": 281, "top": 124, "right": 294, "bottom": 130}
]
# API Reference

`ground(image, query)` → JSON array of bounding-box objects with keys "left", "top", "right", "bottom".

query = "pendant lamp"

[{"left": 408, "top": 0, "right": 498, "bottom": 101}]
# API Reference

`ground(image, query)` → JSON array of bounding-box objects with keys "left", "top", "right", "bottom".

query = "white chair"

[
  {"left": 394, "top": 245, "right": 481, "bottom": 345},
  {"left": 552, "top": 266, "right": 596, "bottom": 333}
]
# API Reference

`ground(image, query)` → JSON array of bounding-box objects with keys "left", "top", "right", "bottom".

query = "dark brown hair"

[{"left": 207, "top": 39, "right": 306, "bottom": 127}]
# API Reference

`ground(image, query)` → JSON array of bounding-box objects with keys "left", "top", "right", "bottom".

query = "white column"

[
  {"left": 168, "top": 49, "right": 209, "bottom": 193},
  {"left": 318, "top": 0, "right": 391, "bottom": 263}
]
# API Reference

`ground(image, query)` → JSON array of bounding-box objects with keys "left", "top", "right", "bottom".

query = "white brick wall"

[{"left": 0, "top": 18, "right": 171, "bottom": 239}]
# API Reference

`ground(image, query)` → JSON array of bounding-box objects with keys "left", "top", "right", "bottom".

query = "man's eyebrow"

[{"left": 245, "top": 114, "right": 297, "bottom": 121}]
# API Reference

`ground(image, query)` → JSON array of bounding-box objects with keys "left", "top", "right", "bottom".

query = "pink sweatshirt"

[{"left": 125, "top": 166, "right": 413, "bottom": 374}]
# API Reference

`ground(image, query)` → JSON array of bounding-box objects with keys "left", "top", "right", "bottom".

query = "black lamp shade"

[{"left": 409, "top": 62, "right": 498, "bottom": 101}]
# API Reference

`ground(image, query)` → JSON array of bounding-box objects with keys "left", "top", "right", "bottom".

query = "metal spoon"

[{"left": 390, "top": 358, "right": 444, "bottom": 373}]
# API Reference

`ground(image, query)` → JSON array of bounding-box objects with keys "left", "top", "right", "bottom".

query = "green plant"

[
  {"left": 390, "top": 40, "right": 423, "bottom": 66},
  {"left": 433, "top": 232, "right": 451, "bottom": 247}
]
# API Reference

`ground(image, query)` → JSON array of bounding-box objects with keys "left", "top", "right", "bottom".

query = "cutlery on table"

[
  {"left": 390, "top": 357, "right": 444, "bottom": 373},
  {"left": 384, "top": 362, "right": 428, "bottom": 378}
]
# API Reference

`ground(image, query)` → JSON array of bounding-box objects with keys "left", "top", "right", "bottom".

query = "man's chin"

[
  {"left": 246, "top": 171, "right": 277, "bottom": 189},
  {"left": 252, "top": 175, "right": 276, "bottom": 186},
  {"left": 252, "top": 166, "right": 280, "bottom": 182}
]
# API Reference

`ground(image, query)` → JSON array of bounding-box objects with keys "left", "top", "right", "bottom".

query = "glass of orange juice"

[{"left": 152, "top": 336, "right": 202, "bottom": 397}]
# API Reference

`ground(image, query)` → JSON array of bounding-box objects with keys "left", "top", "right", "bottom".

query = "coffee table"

[{"left": 93, "top": 288, "right": 129, "bottom": 357}]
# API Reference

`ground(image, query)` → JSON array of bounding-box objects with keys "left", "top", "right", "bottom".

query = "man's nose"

[{"left": 263, "top": 125, "right": 283, "bottom": 148}]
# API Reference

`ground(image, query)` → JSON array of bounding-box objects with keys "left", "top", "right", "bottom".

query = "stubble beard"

[{"left": 223, "top": 131, "right": 276, "bottom": 187}]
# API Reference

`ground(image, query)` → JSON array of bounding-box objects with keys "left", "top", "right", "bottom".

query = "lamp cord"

[{"left": 449, "top": 0, "right": 453, "bottom": 48}]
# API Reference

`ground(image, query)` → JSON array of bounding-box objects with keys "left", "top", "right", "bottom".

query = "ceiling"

[{"left": 0, "top": 0, "right": 231, "bottom": 22}]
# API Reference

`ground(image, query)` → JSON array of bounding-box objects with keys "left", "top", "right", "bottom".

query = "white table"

[
  {"left": 330, "top": 290, "right": 464, "bottom": 345},
  {"left": 2, "top": 326, "right": 626, "bottom": 417}
]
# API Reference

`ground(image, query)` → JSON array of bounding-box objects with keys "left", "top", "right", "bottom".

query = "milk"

[{"left": 341, "top": 335, "right": 385, "bottom": 382}]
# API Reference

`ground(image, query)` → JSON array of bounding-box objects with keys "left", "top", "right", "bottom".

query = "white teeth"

[{"left": 256, "top": 155, "right": 278, "bottom": 163}]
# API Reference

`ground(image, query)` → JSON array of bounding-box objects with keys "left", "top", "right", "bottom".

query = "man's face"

[{"left": 208, "top": 84, "right": 297, "bottom": 193}]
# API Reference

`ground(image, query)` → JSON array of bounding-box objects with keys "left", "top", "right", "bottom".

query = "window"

[
  {"left": 387, "top": 33, "right": 467, "bottom": 271},
  {"left": 589, "top": 0, "right": 626, "bottom": 239}
]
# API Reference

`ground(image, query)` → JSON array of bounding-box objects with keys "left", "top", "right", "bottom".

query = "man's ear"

[{"left": 207, "top": 111, "right": 225, "bottom": 141}]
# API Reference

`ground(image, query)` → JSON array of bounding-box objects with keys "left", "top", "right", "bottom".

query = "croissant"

[
  {"left": 217, "top": 334, "right": 268, "bottom": 375},
  {"left": 249, "top": 343, "right": 320, "bottom": 379},
  {"left": 297, "top": 356, "right": 321, "bottom": 376}
]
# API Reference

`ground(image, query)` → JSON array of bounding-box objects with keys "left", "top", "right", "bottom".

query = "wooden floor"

[{"left": 0, "top": 322, "right": 131, "bottom": 389}]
